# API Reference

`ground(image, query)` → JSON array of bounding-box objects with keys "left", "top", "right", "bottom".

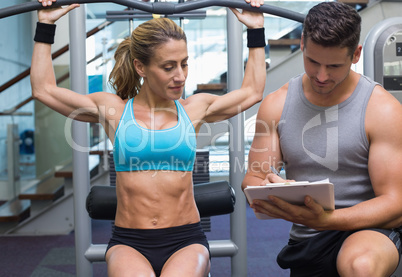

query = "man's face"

[{"left": 301, "top": 38, "right": 360, "bottom": 96}]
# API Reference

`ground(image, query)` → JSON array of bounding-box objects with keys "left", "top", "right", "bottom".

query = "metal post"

[
  {"left": 101, "top": 37, "right": 109, "bottom": 171},
  {"left": 227, "top": 8, "right": 247, "bottom": 277},
  {"left": 69, "top": 5, "right": 92, "bottom": 277},
  {"left": 6, "top": 124, "right": 20, "bottom": 200}
]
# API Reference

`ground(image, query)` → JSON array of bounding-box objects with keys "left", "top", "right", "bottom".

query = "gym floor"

[{"left": 0, "top": 205, "right": 291, "bottom": 276}]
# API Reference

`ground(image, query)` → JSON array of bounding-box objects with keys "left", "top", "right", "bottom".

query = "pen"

[{"left": 270, "top": 166, "right": 280, "bottom": 176}]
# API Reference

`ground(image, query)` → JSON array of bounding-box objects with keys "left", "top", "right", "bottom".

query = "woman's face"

[{"left": 140, "top": 39, "right": 189, "bottom": 100}]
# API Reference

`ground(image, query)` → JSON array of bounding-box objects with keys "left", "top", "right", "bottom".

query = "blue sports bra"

[{"left": 113, "top": 98, "right": 196, "bottom": 172}]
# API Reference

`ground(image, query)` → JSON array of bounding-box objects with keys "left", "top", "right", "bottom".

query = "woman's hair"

[
  {"left": 109, "top": 17, "right": 187, "bottom": 99},
  {"left": 302, "top": 2, "right": 361, "bottom": 57}
]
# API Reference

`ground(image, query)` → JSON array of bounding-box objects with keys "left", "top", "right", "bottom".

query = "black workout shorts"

[
  {"left": 277, "top": 228, "right": 402, "bottom": 277},
  {"left": 106, "top": 222, "right": 210, "bottom": 276}
]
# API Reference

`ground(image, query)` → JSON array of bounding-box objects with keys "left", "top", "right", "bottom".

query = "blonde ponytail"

[{"left": 109, "top": 38, "right": 141, "bottom": 99}]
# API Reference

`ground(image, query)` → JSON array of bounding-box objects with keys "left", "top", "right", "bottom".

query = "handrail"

[
  {"left": 0, "top": 97, "right": 33, "bottom": 116},
  {"left": 0, "top": 20, "right": 112, "bottom": 95},
  {"left": 0, "top": 47, "right": 67, "bottom": 94},
  {"left": 0, "top": 0, "right": 306, "bottom": 23},
  {"left": 0, "top": 20, "right": 114, "bottom": 115},
  {"left": 0, "top": 41, "right": 118, "bottom": 116}
]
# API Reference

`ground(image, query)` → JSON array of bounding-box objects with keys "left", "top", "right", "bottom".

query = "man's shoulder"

[
  {"left": 257, "top": 83, "right": 290, "bottom": 122},
  {"left": 368, "top": 85, "right": 401, "bottom": 112},
  {"left": 366, "top": 84, "right": 402, "bottom": 137}
]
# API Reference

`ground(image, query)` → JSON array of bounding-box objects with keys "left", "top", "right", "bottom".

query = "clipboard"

[{"left": 244, "top": 180, "right": 335, "bottom": 220}]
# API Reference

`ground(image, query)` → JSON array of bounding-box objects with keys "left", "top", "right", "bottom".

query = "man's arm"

[
  {"left": 251, "top": 85, "right": 402, "bottom": 230},
  {"left": 319, "top": 85, "right": 402, "bottom": 230},
  {"left": 242, "top": 85, "right": 288, "bottom": 191},
  {"left": 360, "top": 85, "right": 402, "bottom": 228}
]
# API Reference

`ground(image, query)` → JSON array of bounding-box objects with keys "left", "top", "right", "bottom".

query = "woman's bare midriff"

[{"left": 114, "top": 170, "right": 200, "bottom": 229}]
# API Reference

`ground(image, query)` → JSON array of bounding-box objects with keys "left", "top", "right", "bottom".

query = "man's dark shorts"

[{"left": 277, "top": 228, "right": 402, "bottom": 277}]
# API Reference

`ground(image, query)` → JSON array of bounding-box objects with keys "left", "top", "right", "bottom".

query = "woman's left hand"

[
  {"left": 245, "top": 0, "right": 265, "bottom": 8},
  {"left": 229, "top": 0, "right": 264, "bottom": 29},
  {"left": 37, "top": 0, "right": 80, "bottom": 25}
]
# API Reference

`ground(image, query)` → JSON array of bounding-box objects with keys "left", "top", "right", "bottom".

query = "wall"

[{"left": 0, "top": 1, "right": 34, "bottom": 193}]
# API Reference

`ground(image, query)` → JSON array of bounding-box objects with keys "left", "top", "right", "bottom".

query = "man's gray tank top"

[{"left": 278, "top": 74, "right": 378, "bottom": 241}]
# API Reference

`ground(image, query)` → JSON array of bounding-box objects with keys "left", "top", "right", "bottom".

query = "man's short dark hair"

[{"left": 302, "top": 2, "right": 362, "bottom": 56}]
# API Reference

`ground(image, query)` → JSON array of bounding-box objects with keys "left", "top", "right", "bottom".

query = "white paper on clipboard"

[{"left": 244, "top": 179, "right": 335, "bottom": 220}]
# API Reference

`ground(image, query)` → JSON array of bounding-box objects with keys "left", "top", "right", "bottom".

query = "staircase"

[{"left": 0, "top": 154, "right": 103, "bottom": 235}]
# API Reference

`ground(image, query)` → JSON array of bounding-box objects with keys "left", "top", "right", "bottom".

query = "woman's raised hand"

[
  {"left": 38, "top": 0, "right": 57, "bottom": 7},
  {"left": 230, "top": 0, "right": 264, "bottom": 30},
  {"left": 245, "top": 0, "right": 265, "bottom": 8},
  {"left": 37, "top": 1, "right": 80, "bottom": 24}
]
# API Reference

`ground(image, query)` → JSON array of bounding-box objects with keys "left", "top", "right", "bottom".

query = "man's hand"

[
  {"left": 251, "top": 194, "right": 332, "bottom": 230},
  {"left": 260, "top": 173, "right": 295, "bottom": 186}
]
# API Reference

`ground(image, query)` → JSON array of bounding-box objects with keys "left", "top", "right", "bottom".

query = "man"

[{"left": 242, "top": 2, "right": 402, "bottom": 276}]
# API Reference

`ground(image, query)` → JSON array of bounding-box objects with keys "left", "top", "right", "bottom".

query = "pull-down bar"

[{"left": 0, "top": 0, "right": 305, "bottom": 23}]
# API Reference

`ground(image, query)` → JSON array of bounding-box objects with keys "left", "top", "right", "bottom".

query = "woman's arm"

[
  {"left": 31, "top": 3, "right": 107, "bottom": 123},
  {"left": 185, "top": 3, "right": 266, "bottom": 124}
]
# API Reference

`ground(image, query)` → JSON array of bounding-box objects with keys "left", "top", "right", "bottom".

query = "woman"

[{"left": 33, "top": 0, "right": 266, "bottom": 276}]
